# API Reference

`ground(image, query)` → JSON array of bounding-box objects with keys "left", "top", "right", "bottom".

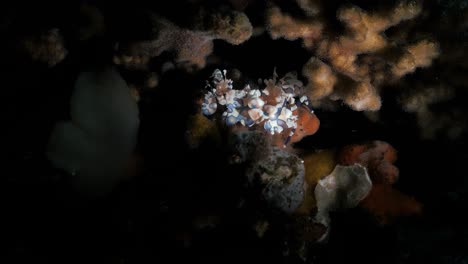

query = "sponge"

[{"left": 47, "top": 68, "right": 139, "bottom": 196}]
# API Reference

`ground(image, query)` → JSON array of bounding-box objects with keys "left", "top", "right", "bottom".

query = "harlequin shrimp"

[{"left": 201, "top": 69, "right": 319, "bottom": 147}]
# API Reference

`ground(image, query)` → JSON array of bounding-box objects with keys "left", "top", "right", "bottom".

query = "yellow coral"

[{"left": 295, "top": 149, "right": 337, "bottom": 214}]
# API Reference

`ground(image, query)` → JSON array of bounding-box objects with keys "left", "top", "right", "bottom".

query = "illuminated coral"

[
  {"left": 266, "top": 6, "right": 323, "bottom": 49},
  {"left": 267, "top": 1, "right": 439, "bottom": 111},
  {"left": 114, "top": 8, "right": 252, "bottom": 70},
  {"left": 391, "top": 40, "right": 440, "bottom": 78}
]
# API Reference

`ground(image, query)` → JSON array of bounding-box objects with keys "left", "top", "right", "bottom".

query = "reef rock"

[{"left": 247, "top": 147, "right": 305, "bottom": 214}]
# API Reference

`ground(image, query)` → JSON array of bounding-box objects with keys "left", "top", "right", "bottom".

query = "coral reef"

[
  {"left": 266, "top": 6, "right": 323, "bottom": 49},
  {"left": 113, "top": 8, "right": 252, "bottom": 70},
  {"left": 3, "top": 0, "right": 464, "bottom": 262},
  {"left": 267, "top": 1, "right": 439, "bottom": 111}
]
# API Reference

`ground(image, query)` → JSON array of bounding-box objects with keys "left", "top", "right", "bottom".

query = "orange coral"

[
  {"left": 338, "top": 141, "right": 398, "bottom": 184},
  {"left": 337, "top": 144, "right": 367, "bottom": 166},
  {"left": 338, "top": 141, "right": 422, "bottom": 224},
  {"left": 360, "top": 184, "right": 422, "bottom": 225}
]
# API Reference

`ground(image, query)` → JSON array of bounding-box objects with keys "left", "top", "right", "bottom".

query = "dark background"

[{"left": 2, "top": 0, "right": 467, "bottom": 263}]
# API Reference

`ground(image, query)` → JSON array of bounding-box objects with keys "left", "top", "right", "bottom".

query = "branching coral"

[
  {"left": 114, "top": 8, "right": 252, "bottom": 70},
  {"left": 266, "top": 6, "right": 323, "bottom": 49},
  {"left": 267, "top": 1, "right": 439, "bottom": 111},
  {"left": 391, "top": 40, "right": 440, "bottom": 78}
]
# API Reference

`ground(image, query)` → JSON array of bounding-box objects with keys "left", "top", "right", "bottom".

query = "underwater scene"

[{"left": 2, "top": 0, "right": 467, "bottom": 263}]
